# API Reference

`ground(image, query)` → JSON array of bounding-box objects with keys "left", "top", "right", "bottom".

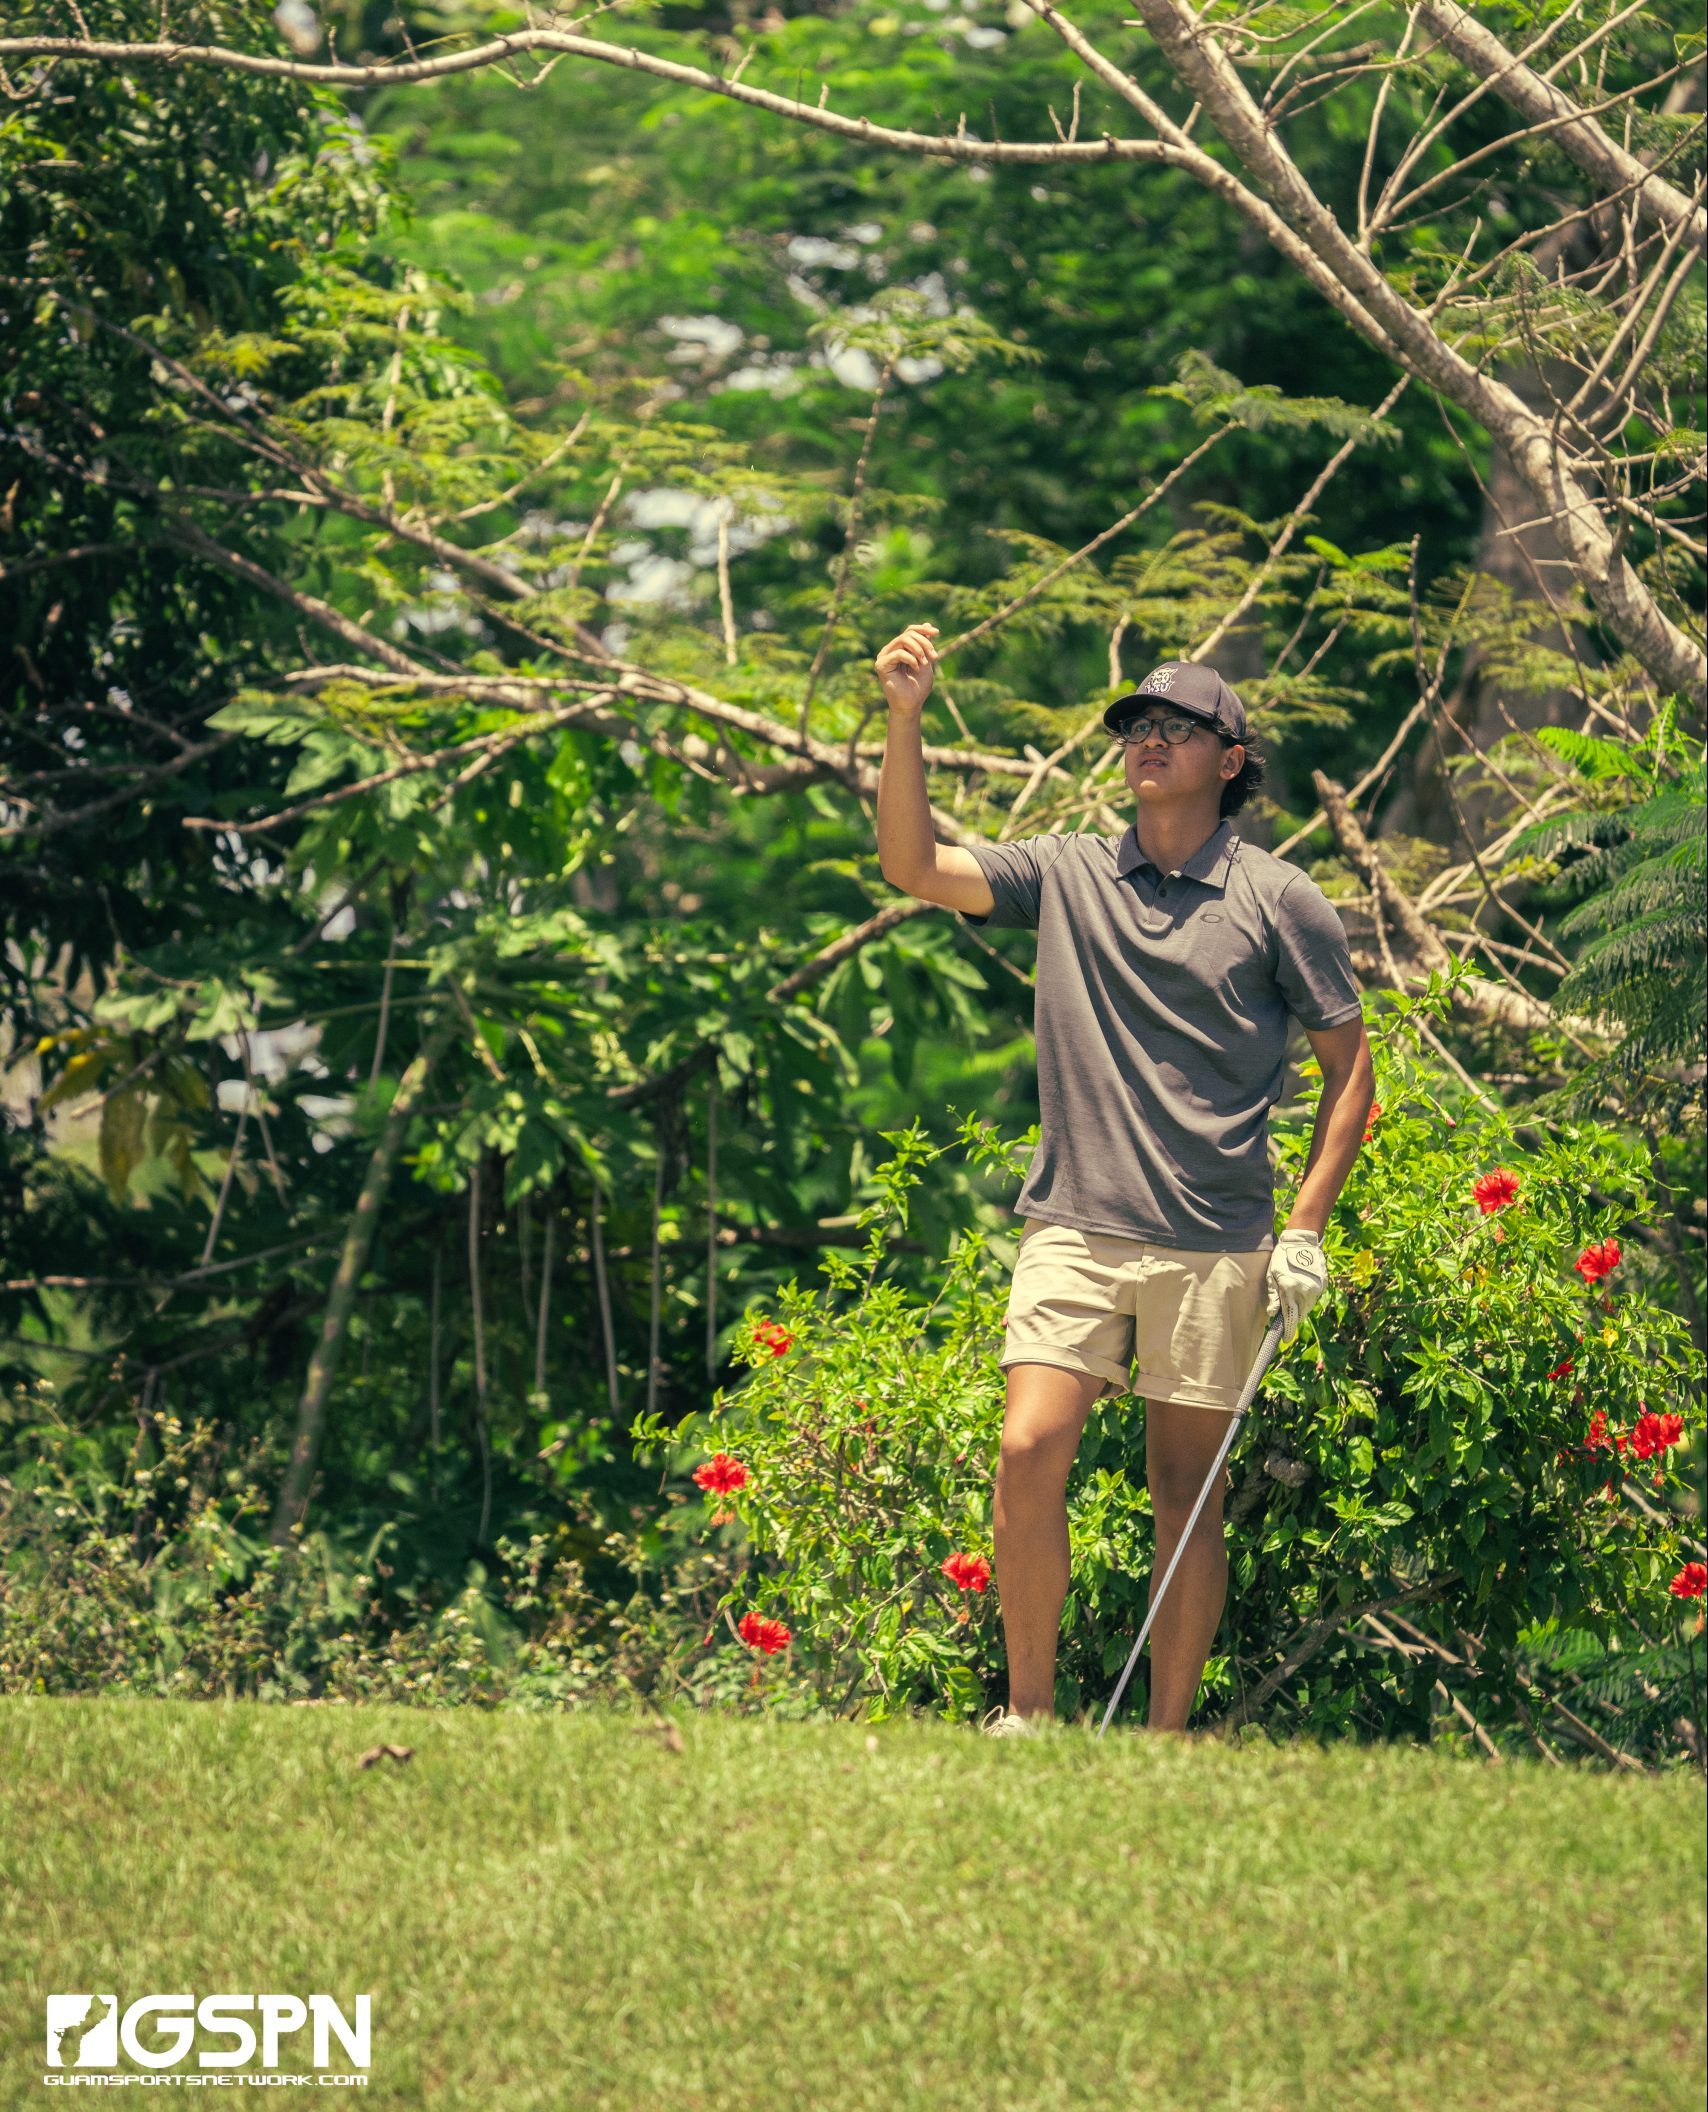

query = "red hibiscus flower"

[
  {"left": 692, "top": 1450, "right": 749, "bottom": 1496},
  {"left": 1584, "top": 1409, "right": 1628, "bottom": 1456},
  {"left": 1547, "top": 1356, "right": 1575, "bottom": 1381},
  {"left": 1668, "top": 1563, "right": 1707, "bottom": 1601},
  {"left": 1573, "top": 1238, "right": 1622, "bottom": 1285},
  {"left": 1362, "top": 1101, "right": 1382, "bottom": 1143},
  {"left": 752, "top": 1320, "right": 794, "bottom": 1358},
  {"left": 1472, "top": 1169, "right": 1520, "bottom": 1213},
  {"left": 941, "top": 1551, "right": 992, "bottom": 1594},
  {"left": 737, "top": 1610, "right": 793, "bottom": 1654},
  {"left": 1628, "top": 1411, "right": 1685, "bottom": 1462}
]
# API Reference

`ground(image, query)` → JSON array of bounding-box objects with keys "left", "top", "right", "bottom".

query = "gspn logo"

[{"left": 45, "top": 1992, "right": 370, "bottom": 2076}]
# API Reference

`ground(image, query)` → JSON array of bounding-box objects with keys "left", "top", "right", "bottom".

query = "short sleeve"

[
  {"left": 1274, "top": 874, "right": 1363, "bottom": 1030},
  {"left": 958, "top": 834, "right": 1071, "bottom": 930}
]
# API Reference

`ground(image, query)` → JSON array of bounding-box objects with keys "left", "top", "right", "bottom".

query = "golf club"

[{"left": 1095, "top": 1312, "right": 1286, "bottom": 1738}]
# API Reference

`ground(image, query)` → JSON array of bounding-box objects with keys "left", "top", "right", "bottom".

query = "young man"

[{"left": 873, "top": 622, "right": 1375, "bottom": 1736}]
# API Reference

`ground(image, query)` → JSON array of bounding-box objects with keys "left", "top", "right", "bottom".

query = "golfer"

[{"left": 873, "top": 622, "right": 1374, "bottom": 1736}]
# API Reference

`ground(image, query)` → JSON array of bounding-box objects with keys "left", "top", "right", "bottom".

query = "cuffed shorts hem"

[
  {"left": 998, "top": 1348, "right": 1247, "bottom": 1412},
  {"left": 1130, "top": 1367, "right": 1245, "bottom": 1415},
  {"left": 998, "top": 1343, "right": 1130, "bottom": 1395}
]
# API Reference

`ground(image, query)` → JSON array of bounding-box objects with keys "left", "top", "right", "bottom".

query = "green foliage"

[
  {"left": 1158, "top": 351, "right": 1404, "bottom": 445},
  {"left": 0, "top": 1377, "right": 769, "bottom": 1712},
  {"left": 636, "top": 982, "right": 1705, "bottom": 1746},
  {"left": 2, "top": 0, "right": 1703, "bottom": 1770},
  {"left": 1503, "top": 701, "right": 1707, "bottom": 1122},
  {"left": 806, "top": 281, "right": 1043, "bottom": 381},
  {"left": 365, "top": 0, "right": 1478, "bottom": 703}
]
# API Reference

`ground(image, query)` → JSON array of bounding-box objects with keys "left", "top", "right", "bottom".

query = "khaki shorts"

[{"left": 1000, "top": 1216, "right": 1275, "bottom": 1414}]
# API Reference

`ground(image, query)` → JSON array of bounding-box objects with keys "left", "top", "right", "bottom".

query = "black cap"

[{"left": 1103, "top": 661, "right": 1248, "bottom": 743}]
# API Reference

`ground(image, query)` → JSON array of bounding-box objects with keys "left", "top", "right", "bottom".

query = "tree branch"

[
  {"left": 1206, "top": 1571, "right": 1458, "bottom": 1737},
  {"left": 1415, "top": 1, "right": 1705, "bottom": 254},
  {"left": 1121, "top": 0, "right": 1705, "bottom": 703}
]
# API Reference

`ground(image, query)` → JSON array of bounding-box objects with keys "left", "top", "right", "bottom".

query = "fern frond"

[
  {"left": 1504, "top": 808, "right": 1647, "bottom": 893},
  {"left": 1528, "top": 724, "right": 1650, "bottom": 783}
]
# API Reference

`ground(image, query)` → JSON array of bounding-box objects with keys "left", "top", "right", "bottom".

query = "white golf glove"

[{"left": 1265, "top": 1228, "right": 1329, "bottom": 1346}]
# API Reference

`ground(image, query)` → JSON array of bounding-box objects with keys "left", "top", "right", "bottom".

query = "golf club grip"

[{"left": 1235, "top": 1316, "right": 1285, "bottom": 1413}]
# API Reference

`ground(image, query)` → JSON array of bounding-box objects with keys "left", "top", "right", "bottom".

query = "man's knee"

[
  {"left": 998, "top": 1381, "right": 1096, "bottom": 1493},
  {"left": 996, "top": 1422, "right": 1076, "bottom": 1494},
  {"left": 1149, "top": 1479, "right": 1230, "bottom": 1536},
  {"left": 1145, "top": 1402, "right": 1232, "bottom": 1522}
]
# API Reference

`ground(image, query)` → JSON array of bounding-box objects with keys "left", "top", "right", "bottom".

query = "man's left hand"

[{"left": 1265, "top": 1228, "right": 1329, "bottom": 1345}]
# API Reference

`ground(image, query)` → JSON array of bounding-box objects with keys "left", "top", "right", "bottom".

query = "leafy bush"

[
  {"left": 0, "top": 1384, "right": 773, "bottom": 1713},
  {"left": 636, "top": 965, "right": 1706, "bottom": 1757},
  {"left": 6, "top": 965, "right": 1700, "bottom": 1759}
]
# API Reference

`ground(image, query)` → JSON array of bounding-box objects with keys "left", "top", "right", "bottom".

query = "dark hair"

[{"left": 1218, "top": 727, "right": 1266, "bottom": 817}]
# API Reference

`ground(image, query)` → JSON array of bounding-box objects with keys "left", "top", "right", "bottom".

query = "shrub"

[
  {"left": 635, "top": 965, "right": 1706, "bottom": 1757},
  {"left": 6, "top": 964, "right": 1700, "bottom": 1760},
  {"left": 0, "top": 1388, "right": 761, "bottom": 1712}
]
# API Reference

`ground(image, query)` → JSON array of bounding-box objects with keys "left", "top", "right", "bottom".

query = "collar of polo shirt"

[{"left": 1115, "top": 814, "right": 1243, "bottom": 889}]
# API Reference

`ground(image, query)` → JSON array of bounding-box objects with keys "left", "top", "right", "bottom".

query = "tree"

[
  {"left": 3, "top": 0, "right": 1701, "bottom": 1569},
  {"left": 8, "top": 1, "right": 1699, "bottom": 692}
]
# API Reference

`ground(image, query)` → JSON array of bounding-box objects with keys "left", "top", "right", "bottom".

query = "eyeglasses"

[{"left": 1112, "top": 713, "right": 1202, "bottom": 747}]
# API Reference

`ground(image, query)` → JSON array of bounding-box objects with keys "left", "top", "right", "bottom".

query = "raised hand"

[{"left": 873, "top": 622, "right": 940, "bottom": 717}]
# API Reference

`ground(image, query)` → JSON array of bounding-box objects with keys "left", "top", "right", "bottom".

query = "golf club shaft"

[{"left": 1095, "top": 1315, "right": 1285, "bottom": 1738}]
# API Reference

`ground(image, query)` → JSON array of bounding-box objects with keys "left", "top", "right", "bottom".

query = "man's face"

[{"left": 1120, "top": 712, "right": 1243, "bottom": 806}]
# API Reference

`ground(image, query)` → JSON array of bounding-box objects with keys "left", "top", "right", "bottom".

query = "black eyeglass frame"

[{"left": 1110, "top": 712, "right": 1239, "bottom": 748}]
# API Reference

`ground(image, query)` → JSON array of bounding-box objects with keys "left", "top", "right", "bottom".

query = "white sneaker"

[{"left": 980, "top": 1706, "right": 1043, "bottom": 1738}]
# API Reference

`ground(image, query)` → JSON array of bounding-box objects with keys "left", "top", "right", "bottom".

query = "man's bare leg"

[
  {"left": 992, "top": 1362, "right": 1107, "bottom": 1719},
  {"left": 1143, "top": 1397, "right": 1233, "bottom": 1733}
]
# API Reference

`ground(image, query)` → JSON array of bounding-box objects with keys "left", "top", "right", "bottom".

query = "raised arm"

[{"left": 873, "top": 620, "right": 995, "bottom": 918}]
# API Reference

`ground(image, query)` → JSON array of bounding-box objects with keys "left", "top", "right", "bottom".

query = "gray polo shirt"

[{"left": 959, "top": 815, "right": 1362, "bottom": 1251}]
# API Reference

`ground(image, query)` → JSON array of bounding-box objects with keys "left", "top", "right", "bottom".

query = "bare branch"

[
  {"left": 164, "top": 518, "right": 422, "bottom": 676},
  {"left": 181, "top": 697, "right": 616, "bottom": 836},
  {"left": 941, "top": 422, "right": 1231, "bottom": 660},
  {"left": 18, "top": 11, "right": 1696, "bottom": 697},
  {"left": 1369, "top": 0, "right": 1598, "bottom": 220},
  {"left": 800, "top": 354, "right": 895, "bottom": 739},
  {"left": 0, "top": 23, "right": 1261, "bottom": 174},
  {"left": 1123, "top": 0, "right": 1705, "bottom": 703},
  {"left": 269, "top": 1016, "right": 457, "bottom": 1545},
  {"left": 1416, "top": 1, "right": 1706, "bottom": 253}
]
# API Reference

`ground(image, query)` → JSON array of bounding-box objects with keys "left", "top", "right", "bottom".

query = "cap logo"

[{"left": 1139, "top": 664, "right": 1180, "bottom": 694}]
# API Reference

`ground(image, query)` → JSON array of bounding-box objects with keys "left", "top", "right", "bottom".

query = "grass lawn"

[{"left": 2, "top": 1695, "right": 1703, "bottom": 2109}]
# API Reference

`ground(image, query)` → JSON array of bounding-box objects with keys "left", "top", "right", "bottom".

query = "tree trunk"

[
  {"left": 1378, "top": 360, "right": 1592, "bottom": 849},
  {"left": 270, "top": 1017, "right": 455, "bottom": 1545}
]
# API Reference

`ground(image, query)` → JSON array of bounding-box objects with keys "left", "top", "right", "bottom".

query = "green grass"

[{"left": 3, "top": 1697, "right": 1703, "bottom": 2110}]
